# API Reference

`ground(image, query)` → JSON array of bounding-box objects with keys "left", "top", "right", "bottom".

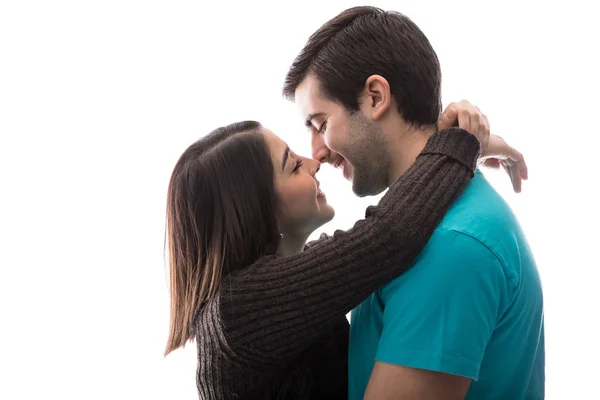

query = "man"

[{"left": 284, "top": 6, "right": 544, "bottom": 400}]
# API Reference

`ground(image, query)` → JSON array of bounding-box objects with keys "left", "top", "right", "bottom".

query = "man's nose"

[{"left": 311, "top": 133, "right": 329, "bottom": 164}]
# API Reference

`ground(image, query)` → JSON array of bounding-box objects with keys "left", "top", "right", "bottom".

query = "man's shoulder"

[
  {"left": 376, "top": 227, "right": 521, "bottom": 318},
  {"left": 438, "top": 170, "right": 516, "bottom": 231},
  {"left": 433, "top": 171, "right": 526, "bottom": 271},
  {"left": 379, "top": 172, "right": 526, "bottom": 296}
]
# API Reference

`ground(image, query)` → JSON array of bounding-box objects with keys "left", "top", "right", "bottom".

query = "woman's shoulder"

[
  {"left": 219, "top": 255, "right": 281, "bottom": 286},
  {"left": 196, "top": 289, "right": 280, "bottom": 369},
  {"left": 194, "top": 293, "right": 238, "bottom": 358},
  {"left": 193, "top": 293, "right": 223, "bottom": 337}
]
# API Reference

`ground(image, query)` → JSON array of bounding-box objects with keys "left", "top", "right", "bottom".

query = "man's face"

[{"left": 294, "top": 75, "right": 390, "bottom": 197}]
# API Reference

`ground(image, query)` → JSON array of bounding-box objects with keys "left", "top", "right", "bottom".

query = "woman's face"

[{"left": 263, "top": 128, "right": 335, "bottom": 237}]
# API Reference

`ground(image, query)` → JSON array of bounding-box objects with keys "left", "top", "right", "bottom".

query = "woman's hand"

[{"left": 438, "top": 100, "right": 528, "bottom": 193}]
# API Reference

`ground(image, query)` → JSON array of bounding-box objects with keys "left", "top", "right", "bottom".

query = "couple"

[{"left": 164, "top": 6, "right": 544, "bottom": 400}]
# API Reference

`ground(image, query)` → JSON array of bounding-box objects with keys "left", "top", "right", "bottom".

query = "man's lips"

[{"left": 331, "top": 158, "right": 352, "bottom": 180}]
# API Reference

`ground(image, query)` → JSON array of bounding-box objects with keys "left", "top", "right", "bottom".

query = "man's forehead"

[{"left": 295, "top": 76, "right": 327, "bottom": 119}]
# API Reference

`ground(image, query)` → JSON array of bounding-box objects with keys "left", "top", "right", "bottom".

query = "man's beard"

[{"left": 345, "top": 113, "right": 390, "bottom": 197}]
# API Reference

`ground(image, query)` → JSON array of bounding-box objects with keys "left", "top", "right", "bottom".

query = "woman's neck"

[{"left": 276, "top": 232, "right": 310, "bottom": 256}]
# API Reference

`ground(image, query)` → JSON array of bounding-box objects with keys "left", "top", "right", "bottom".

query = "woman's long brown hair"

[{"left": 164, "top": 121, "right": 281, "bottom": 356}]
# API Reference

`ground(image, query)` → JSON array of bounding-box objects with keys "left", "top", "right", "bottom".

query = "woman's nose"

[{"left": 309, "top": 158, "right": 321, "bottom": 176}]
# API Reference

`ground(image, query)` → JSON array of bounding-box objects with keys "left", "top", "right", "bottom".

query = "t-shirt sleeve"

[{"left": 375, "top": 228, "right": 514, "bottom": 380}]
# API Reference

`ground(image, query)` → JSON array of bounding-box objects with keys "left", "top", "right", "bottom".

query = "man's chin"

[{"left": 351, "top": 175, "right": 387, "bottom": 198}]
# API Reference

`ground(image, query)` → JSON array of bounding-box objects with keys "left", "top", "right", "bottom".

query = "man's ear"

[{"left": 361, "top": 74, "right": 392, "bottom": 120}]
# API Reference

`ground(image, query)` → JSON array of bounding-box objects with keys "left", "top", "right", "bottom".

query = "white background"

[{"left": 1, "top": 0, "right": 598, "bottom": 398}]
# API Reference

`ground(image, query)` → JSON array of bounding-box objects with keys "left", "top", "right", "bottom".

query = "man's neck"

[{"left": 385, "top": 122, "right": 436, "bottom": 187}]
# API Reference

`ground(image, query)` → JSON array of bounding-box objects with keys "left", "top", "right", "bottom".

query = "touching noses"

[
  {"left": 311, "top": 132, "right": 329, "bottom": 164},
  {"left": 308, "top": 158, "right": 321, "bottom": 177}
]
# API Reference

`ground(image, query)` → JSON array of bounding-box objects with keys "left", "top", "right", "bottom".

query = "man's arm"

[
  {"left": 364, "top": 362, "right": 471, "bottom": 400},
  {"left": 362, "top": 229, "right": 514, "bottom": 399}
]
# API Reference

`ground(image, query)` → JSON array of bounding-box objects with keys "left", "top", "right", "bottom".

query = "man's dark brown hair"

[{"left": 283, "top": 6, "right": 442, "bottom": 125}]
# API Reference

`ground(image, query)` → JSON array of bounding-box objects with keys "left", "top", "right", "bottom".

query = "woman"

[{"left": 163, "top": 109, "right": 519, "bottom": 399}]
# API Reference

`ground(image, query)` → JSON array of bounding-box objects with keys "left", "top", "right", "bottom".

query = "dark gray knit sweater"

[{"left": 194, "top": 128, "right": 481, "bottom": 399}]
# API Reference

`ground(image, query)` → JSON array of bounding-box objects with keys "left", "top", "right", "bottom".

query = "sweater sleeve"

[
  {"left": 219, "top": 127, "right": 481, "bottom": 365},
  {"left": 303, "top": 232, "right": 331, "bottom": 250}
]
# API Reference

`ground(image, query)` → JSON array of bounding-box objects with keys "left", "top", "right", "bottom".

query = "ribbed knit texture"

[{"left": 194, "top": 128, "right": 481, "bottom": 399}]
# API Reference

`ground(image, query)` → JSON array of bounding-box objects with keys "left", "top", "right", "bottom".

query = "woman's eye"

[{"left": 292, "top": 160, "right": 303, "bottom": 173}]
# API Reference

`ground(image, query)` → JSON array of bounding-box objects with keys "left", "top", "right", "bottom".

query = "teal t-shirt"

[{"left": 348, "top": 170, "right": 544, "bottom": 400}]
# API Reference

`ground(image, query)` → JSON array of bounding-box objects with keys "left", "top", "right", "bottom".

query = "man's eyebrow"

[
  {"left": 282, "top": 146, "right": 290, "bottom": 172},
  {"left": 305, "top": 112, "right": 325, "bottom": 128}
]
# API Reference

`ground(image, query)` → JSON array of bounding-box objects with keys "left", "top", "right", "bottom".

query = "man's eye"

[{"left": 317, "top": 121, "right": 327, "bottom": 134}]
